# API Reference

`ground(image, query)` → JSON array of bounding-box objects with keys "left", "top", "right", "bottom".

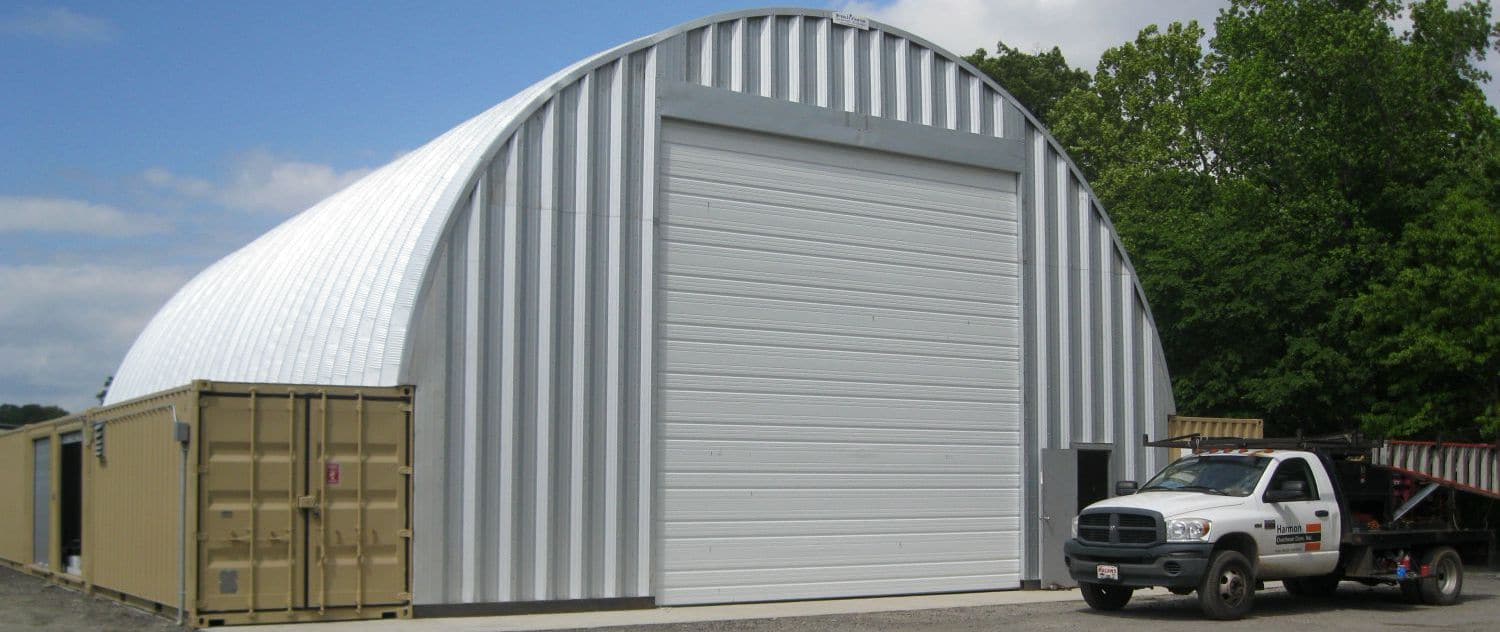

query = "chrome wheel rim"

[
  {"left": 1218, "top": 567, "right": 1247, "bottom": 606},
  {"left": 1436, "top": 556, "right": 1460, "bottom": 595}
]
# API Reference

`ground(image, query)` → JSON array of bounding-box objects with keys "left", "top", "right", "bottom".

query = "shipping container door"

[
  {"left": 306, "top": 394, "right": 410, "bottom": 611},
  {"left": 198, "top": 393, "right": 305, "bottom": 613},
  {"left": 200, "top": 392, "right": 411, "bottom": 616}
]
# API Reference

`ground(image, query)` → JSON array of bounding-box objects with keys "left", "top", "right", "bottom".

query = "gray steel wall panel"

[{"left": 399, "top": 8, "right": 1174, "bottom": 606}]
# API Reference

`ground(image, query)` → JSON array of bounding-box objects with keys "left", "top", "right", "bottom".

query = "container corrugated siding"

[
  {"left": 85, "top": 385, "right": 199, "bottom": 607},
  {"left": 1375, "top": 441, "right": 1500, "bottom": 500},
  {"left": 404, "top": 9, "right": 1174, "bottom": 604},
  {"left": 1166, "top": 416, "right": 1265, "bottom": 462}
]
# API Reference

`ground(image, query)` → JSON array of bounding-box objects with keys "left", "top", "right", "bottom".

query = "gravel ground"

[
  {"left": 3, "top": 564, "right": 1497, "bottom": 631},
  {"left": 579, "top": 571, "right": 1500, "bottom": 632},
  {"left": 0, "top": 566, "right": 177, "bottom": 632}
]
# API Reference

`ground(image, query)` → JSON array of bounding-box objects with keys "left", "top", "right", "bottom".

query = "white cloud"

[
  {"left": 0, "top": 7, "right": 116, "bottom": 43},
  {"left": 143, "top": 150, "right": 373, "bottom": 215},
  {"left": 0, "top": 264, "right": 192, "bottom": 412},
  {"left": 0, "top": 196, "right": 165, "bottom": 236},
  {"left": 839, "top": 0, "right": 1226, "bottom": 71}
]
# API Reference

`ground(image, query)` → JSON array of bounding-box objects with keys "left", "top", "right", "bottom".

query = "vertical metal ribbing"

[
  {"left": 1055, "top": 160, "right": 1071, "bottom": 448},
  {"left": 603, "top": 58, "right": 625, "bottom": 597},
  {"left": 567, "top": 76, "right": 591, "bottom": 601},
  {"left": 247, "top": 391, "right": 258, "bottom": 615},
  {"left": 919, "top": 47, "right": 933, "bottom": 126},
  {"left": 355, "top": 394, "right": 366, "bottom": 612},
  {"left": 893, "top": 38, "right": 908, "bottom": 121},
  {"left": 1142, "top": 324, "right": 1156, "bottom": 475},
  {"left": 814, "top": 18, "right": 829, "bottom": 107},
  {"left": 1031, "top": 130, "right": 1049, "bottom": 454},
  {"left": 460, "top": 182, "right": 483, "bottom": 602},
  {"left": 842, "top": 26, "right": 856, "bottom": 113},
  {"left": 758, "top": 16, "right": 773, "bottom": 98},
  {"left": 1098, "top": 221, "right": 1115, "bottom": 444},
  {"left": 317, "top": 393, "right": 329, "bottom": 613},
  {"left": 1076, "top": 188, "right": 1092, "bottom": 443},
  {"left": 944, "top": 61, "right": 958, "bottom": 130},
  {"left": 968, "top": 76, "right": 981, "bottom": 134},
  {"left": 993, "top": 93, "right": 1005, "bottom": 138},
  {"left": 869, "top": 30, "right": 883, "bottom": 117},
  {"left": 699, "top": 25, "right": 714, "bottom": 88},
  {"left": 1120, "top": 271, "right": 1137, "bottom": 478},
  {"left": 498, "top": 140, "right": 521, "bottom": 601},
  {"left": 788, "top": 16, "right": 802, "bottom": 103},
  {"left": 636, "top": 46, "right": 659, "bottom": 599},
  {"left": 534, "top": 101, "right": 557, "bottom": 600},
  {"left": 730, "top": 18, "right": 745, "bottom": 93},
  {"left": 285, "top": 392, "right": 294, "bottom": 613}
]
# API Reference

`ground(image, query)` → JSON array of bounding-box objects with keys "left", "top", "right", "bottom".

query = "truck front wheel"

[
  {"left": 1079, "top": 582, "right": 1134, "bottom": 611},
  {"left": 1198, "top": 551, "right": 1254, "bottom": 620},
  {"left": 1417, "top": 546, "right": 1463, "bottom": 605}
]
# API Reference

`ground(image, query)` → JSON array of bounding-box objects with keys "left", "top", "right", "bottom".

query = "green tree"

[
  {"left": 0, "top": 403, "right": 70, "bottom": 429},
  {"left": 964, "top": 42, "right": 1089, "bottom": 125},
  {"left": 1048, "top": 0, "right": 1500, "bottom": 437}
]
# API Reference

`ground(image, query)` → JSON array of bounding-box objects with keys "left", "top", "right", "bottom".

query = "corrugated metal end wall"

[{"left": 406, "top": 9, "right": 1173, "bottom": 605}]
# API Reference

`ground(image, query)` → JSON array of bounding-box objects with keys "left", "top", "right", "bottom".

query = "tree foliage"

[
  {"left": 1034, "top": 0, "right": 1500, "bottom": 438},
  {"left": 964, "top": 43, "right": 1090, "bottom": 125},
  {"left": 0, "top": 403, "right": 70, "bottom": 429}
]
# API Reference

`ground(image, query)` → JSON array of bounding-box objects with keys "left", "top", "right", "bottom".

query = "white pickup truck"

[{"left": 1064, "top": 436, "right": 1491, "bottom": 619}]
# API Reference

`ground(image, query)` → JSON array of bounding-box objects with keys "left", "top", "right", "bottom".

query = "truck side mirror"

[{"left": 1115, "top": 480, "right": 1138, "bottom": 496}]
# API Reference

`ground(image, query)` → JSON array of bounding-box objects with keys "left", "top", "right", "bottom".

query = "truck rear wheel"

[
  {"left": 1079, "top": 582, "right": 1134, "bottom": 611},
  {"left": 1198, "top": 550, "right": 1254, "bottom": 620},
  {"left": 1417, "top": 546, "right": 1463, "bottom": 605}
]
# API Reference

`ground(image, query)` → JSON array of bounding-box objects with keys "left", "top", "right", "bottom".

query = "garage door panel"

[
  {"left": 666, "top": 276, "right": 1022, "bottom": 320},
  {"left": 665, "top": 222, "right": 1017, "bottom": 277},
  {"left": 664, "top": 373, "right": 1019, "bottom": 402},
  {"left": 661, "top": 573, "right": 1022, "bottom": 605},
  {"left": 665, "top": 341, "right": 1017, "bottom": 388},
  {"left": 663, "top": 291, "right": 1020, "bottom": 345},
  {"left": 666, "top": 242, "right": 1018, "bottom": 302},
  {"left": 661, "top": 121, "right": 1022, "bottom": 604},
  {"left": 665, "top": 516, "right": 1018, "bottom": 538},
  {"left": 664, "top": 421, "right": 1017, "bottom": 446},
  {"left": 665, "top": 532, "right": 1016, "bottom": 571},
  {"left": 664, "top": 392, "right": 1019, "bottom": 431},
  {"left": 664, "top": 192, "right": 1020, "bottom": 261},
  {"left": 663, "top": 488, "right": 1021, "bottom": 520}
]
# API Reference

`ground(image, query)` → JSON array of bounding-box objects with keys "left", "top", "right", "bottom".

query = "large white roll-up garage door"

[{"left": 658, "top": 121, "right": 1024, "bottom": 605}]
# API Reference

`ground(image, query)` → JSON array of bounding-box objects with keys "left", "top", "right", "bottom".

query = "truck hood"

[{"left": 1084, "top": 491, "right": 1244, "bottom": 518}]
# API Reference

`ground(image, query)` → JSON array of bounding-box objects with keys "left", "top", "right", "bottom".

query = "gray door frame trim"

[{"left": 658, "top": 81, "right": 1027, "bottom": 173}]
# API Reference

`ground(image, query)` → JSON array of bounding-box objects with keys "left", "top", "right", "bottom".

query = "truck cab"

[{"left": 1064, "top": 438, "right": 1480, "bottom": 619}]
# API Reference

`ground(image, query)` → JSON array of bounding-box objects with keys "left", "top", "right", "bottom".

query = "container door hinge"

[
  {"left": 197, "top": 533, "right": 209, "bottom": 541},
  {"left": 398, "top": 466, "right": 413, "bottom": 475},
  {"left": 397, "top": 592, "right": 413, "bottom": 602},
  {"left": 397, "top": 529, "right": 412, "bottom": 539},
  {"left": 197, "top": 465, "right": 211, "bottom": 474},
  {"left": 297, "top": 495, "right": 318, "bottom": 509}
]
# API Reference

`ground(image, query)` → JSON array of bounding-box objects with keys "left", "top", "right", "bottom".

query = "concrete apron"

[{"left": 253, "top": 588, "right": 1175, "bottom": 632}]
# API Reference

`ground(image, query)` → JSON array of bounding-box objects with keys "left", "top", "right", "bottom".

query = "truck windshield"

[{"left": 1138, "top": 455, "right": 1271, "bottom": 497}]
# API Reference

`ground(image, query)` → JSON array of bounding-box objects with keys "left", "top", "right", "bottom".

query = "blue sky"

[{"left": 2, "top": 1, "right": 1492, "bottom": 411}]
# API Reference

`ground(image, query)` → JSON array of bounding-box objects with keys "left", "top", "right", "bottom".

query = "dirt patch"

[{"left": 0, "top": 566, "right": 178, "bottom": 632}]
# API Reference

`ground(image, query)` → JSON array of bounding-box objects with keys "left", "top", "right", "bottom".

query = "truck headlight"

[
  {"left": 1166, "top": 518, "right": 1212, "bottom": 541},
  {"left": 1071, "top": 516, "right": 1079, "bottom": 539}
]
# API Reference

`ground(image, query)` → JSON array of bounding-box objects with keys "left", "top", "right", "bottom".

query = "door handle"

[{"left": 1315, "top": 510, "right": 1329, "bottom": 518}]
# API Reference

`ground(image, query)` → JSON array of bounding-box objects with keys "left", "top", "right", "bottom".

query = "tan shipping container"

[
  {"left": 0, "top": 381, "right": 412, "bottom": 627},
  {"left": 1166, "top": 415, "right": 1265, "bottom": 462}
]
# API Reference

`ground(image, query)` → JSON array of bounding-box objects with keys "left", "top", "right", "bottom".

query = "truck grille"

[{"left": 1077, "top": 511, "right": 1162, "bottom": 546}]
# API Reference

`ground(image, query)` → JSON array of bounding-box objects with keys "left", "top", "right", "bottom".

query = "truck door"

[{"left": 1257, "top": 456, "right": 1340, "bottom": 578}]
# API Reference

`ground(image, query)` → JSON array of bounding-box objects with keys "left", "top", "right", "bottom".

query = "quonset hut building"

[{"left": 108, "top": 8, "right": 1173, "bottom": 611}]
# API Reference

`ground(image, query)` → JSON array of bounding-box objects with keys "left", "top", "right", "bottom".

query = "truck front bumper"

[{"left": 1064, "top": 540, "right": 1214, "bottom": 589}]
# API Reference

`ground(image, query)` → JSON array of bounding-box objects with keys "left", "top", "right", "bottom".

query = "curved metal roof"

[{"left": 107, "top": 7, "right": 1158, "bottom": 404}]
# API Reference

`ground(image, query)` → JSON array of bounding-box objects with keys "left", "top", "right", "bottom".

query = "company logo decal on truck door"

[{"left": 1275, "top": 522, "right": 1322, "bottom": 551}]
